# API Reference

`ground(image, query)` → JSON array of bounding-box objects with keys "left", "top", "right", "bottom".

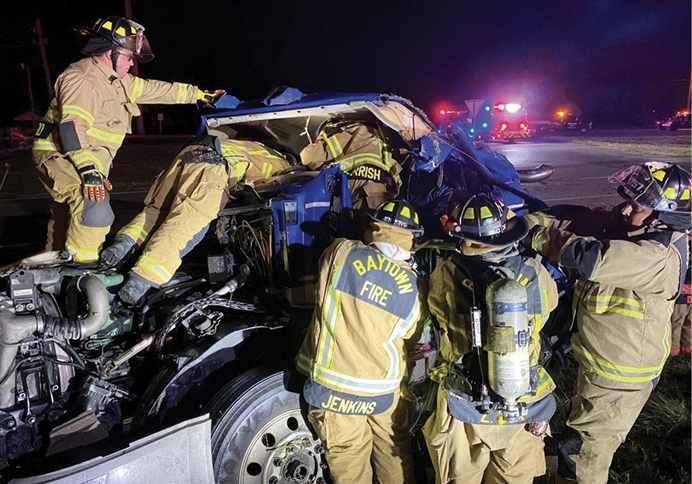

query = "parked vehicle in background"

[
  {"left": 555, "top": 110, "right": 592, "bottom": 133},
  {"left": 657, "top": 110, "right": 691, "bottom": 131}
]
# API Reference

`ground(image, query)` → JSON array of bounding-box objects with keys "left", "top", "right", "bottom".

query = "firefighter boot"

[
  {"left": 100, "top": 234, "right": 137, "bottom": 267},
  {"left": 118, "top": 273, "right": 155, "bottom": 307}
]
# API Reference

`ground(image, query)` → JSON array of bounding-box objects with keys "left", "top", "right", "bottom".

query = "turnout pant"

[
  {"left": 557, "top": 366, "right": 653, "bottom": 484},
  {"left": 307, "top": 391, "right": 415, "bottom": 484},
  {"left": 35, "top": 155, "right": 112, "bottom": 262},
  {"left": 119, "top": 158, "right": 233, "bottom": 286},
  {"left": 423, "top": 388, "right": 547, "bottom": 484},
  {"left": 670, "top": 302, "right": 692, "bottom": 354}
]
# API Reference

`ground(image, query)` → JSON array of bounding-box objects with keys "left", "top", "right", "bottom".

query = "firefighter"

[
  {"left": 424, "top": 193, "right": 558, "bottom": 484},
  {"left": 300, "top": 120, "right": 403, "bottom": 231},
  {"left": 524, "top": 162, "right": 691, "bottom": 484},
  {"left": 101, "top": 136, "right": 289, "bottom": 305},
  {"left": 296, "top": 200, "right": 429, "bottom": 484},
  {"left": 670, "top": 263, "right": 691, "bottom": 357},
  {"left": 32, "top": 16, "right": 224, "bottom": 262}
]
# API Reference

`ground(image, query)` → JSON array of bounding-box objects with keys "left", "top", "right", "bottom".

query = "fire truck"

[
  {"left": 438, "top": 101, "right": 530, "bottom": 142},
  {"left": 490, "top": 102, "right": 531, "bottom": 141}
]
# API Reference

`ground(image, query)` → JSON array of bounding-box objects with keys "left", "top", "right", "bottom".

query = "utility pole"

[
  {"left": 34, "top": 19, "right": 53, "bottom": 98},
  {"left": 124, "top": 0, "right": 146, "bottom": 135},
  {"left": 21, "top": 63, "right": 37, "bottom": 130}
]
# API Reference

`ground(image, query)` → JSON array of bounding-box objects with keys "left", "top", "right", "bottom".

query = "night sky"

[{"left": 1, "top": 0, "right": 690, "bottom": 127}]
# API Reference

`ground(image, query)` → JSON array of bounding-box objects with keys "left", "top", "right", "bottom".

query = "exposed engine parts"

[{"left": 0, "top": 260, "right": 274, "bottom": 473}]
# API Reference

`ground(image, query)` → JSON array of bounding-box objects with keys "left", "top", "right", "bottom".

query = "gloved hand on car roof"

[{"left": 197, "top": 89, "right": 226, "bottom": 105}]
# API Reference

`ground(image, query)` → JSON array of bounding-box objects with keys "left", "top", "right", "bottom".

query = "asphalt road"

[{"left": 497, "top": 137, "right": 690, "bottom": 208}]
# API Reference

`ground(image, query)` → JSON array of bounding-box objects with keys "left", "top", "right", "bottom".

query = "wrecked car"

[{"left": 0, "top": 89, "right": 553, "bottom": 483}]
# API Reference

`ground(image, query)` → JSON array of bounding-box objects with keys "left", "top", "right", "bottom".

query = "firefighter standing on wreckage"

[
  {"left": 100, "top": 135, "right": 289, "bottom": 305},
  {"left": 424, "top": 192, "right": 558, "bottom": 484},
  {"left": 296, "top": 200, "right": 429, "bottom": 484},
  {"left": 31, "top": 16, "right": 224, "bottom": 263},
  {"left": 300, "top": 119, "right": 403, "bottom": 231}
]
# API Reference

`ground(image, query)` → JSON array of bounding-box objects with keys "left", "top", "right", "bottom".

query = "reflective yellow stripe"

[
  {"left": 120, "top": 224, "right": 149, "bottom": 244},
  {"left": 247, "top": 149, "right": 283, "bottom": 160},
  {"left": 533, "top": 367, "right": 554, "bottom": 396},
  {"left": 176, "top": 83, "right": 189, "bottom": 104},
  {"left": 71, "top": 152, "right": 104, "bottom": 171},
  {"left": 45, "top": 108, "right": 59, "bottom": 122},
  {"left": 384, "top": 303, "right": 420, "bottom": 378},
  {"left": 236, "top": 162, "right": 248, "bottom": 180},
  {"left": 130, "top": 77, "right": 144, "bottom": 102},
  {"left": 62, "top": 105, "right": 94, "bottom": 126},
  {"left": 516, "top": 274, "right": 530, "bottom": 287},
  {"left": 87, "top": 127, "right": 125, "bottom": 144},
  {"left": 324, "top": 133, "right": 343, "bottom": 159},
  {"left": 65, "top": 243, "right": 99, "bottom": 262},
  {"left": 572, "top": 339, "right": 665, "bottom": 383},
  {"left": 296, "top": 354, "right": 401, "bottom": 394},
  {"left": 317, "top": 266, "right": 342, "bottom": 368},
  {"left": 32, "top": 138, "right": 58, "bottom": 151},
  {"left": 136, "top": 255, "right": 173, "bottom": 284},
  {"left": 525, "top": 212, "right": 549, "bottom": 227},
  {"left": 325, "top": 290, "right": 342, "bottom": 368},
  {"left": 220, "top": 144, "right": 242, "bottom": 165},
  {"left": 584, "top": 293, "right": 645, "bottom": 319},
  {"left": 533, "top": 227, "right": 551, "bottom": 254}
]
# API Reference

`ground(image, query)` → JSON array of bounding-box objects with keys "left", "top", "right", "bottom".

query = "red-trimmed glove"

[
  {"left": 78, "top": 165, "right": 112, "bottom": 202},
  {"left": 197, "top": 89, "right": 226, "bottom": 105}
]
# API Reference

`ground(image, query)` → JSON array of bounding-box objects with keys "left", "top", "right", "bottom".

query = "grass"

[
  {"left": 0, "top": 142, "right": 179, "bottom": 198},
  {"left": 550, "top": 133, "right": 691, "bottom": 159},
  {"left": 544, "top": 354, "right": 691, "bottom": 484},
  {"left": 569, "top": 140, "right": 690, "bottom": 158}
]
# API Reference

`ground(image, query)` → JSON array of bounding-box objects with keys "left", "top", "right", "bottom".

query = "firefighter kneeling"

[
  {"left": 424, "top": 193, "right": 558, "bottom": 484},
  {"left": 296, "top": 200, "right": 429, "bottom": 484}
]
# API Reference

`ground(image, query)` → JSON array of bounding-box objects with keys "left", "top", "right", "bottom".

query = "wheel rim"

[{"left": 240, "top": 409, "right": 324, "bottom": 484}]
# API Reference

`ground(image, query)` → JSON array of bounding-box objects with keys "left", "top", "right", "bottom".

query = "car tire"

[
  {"left": 670, "top": 124, "right": 678, "bottom": 132},
  {"left": 204, "top": 366, "right": 328, "bottom": 484}
]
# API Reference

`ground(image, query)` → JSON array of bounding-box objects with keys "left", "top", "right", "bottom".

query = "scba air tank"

[{"left": 485, "top": 278, "right": 530, "bottom": 409}]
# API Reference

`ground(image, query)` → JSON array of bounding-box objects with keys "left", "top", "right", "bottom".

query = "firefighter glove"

[
  {"left": 78, "top": 165, "right": 112, "bottom": 202},
  {"left": 197, "top": 89, "right": 226, "bottom": 105}
]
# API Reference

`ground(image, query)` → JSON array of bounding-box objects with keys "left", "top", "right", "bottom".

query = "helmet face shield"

[
  {"left": 76, "top": 16, "right": 154, "bottom": 63},
  {"left": 610, "top": 163, "right": 690, "bottom": 212},
  {"left": 117, "top": 20, "right": 154, "bottom": 63}
]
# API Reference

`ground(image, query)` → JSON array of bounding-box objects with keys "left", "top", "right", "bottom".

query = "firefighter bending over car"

[
  {"left": 424, "top": 193, "right": 558, "bottom": 484},
  {"left": 524, "top": 162, "right": 690, "bottom": 484},
  {"left": 300, "top": 120, "right": 403, "bottom": 231},
  {"left": 32, "top": 16, "right": 224, "bottom": 263},
  {"left": 296, "top": 200, "right": 429, "bottom": 484},
  {"left": 100, "top": 136, "right": 289, "bottom": 305}
]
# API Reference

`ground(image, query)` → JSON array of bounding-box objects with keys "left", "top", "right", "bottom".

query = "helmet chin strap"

[{"left": 110, "top": 49, "right": 118, "bottom": 73}]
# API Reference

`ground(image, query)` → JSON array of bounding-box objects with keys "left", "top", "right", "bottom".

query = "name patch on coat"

[
  {"left": 303, "top": 379, "right": 394, "bottom": 415},
  {"left": 336, "top": 248, "right": 417, "bottom": 319}
]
